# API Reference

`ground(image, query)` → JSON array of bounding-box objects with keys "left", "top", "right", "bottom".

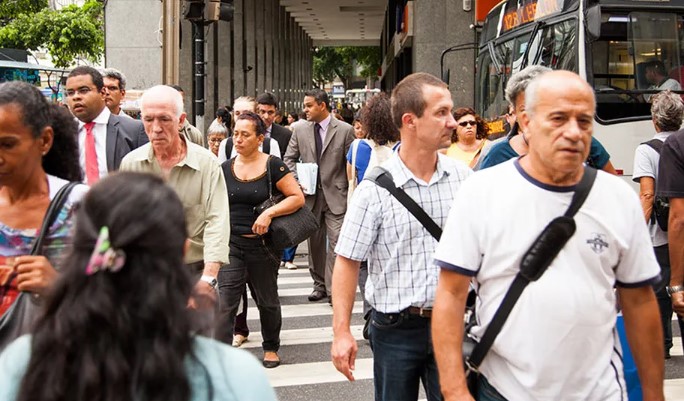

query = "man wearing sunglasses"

[{"left": 65, "top": 66, "right": 148, "bottom": 185}]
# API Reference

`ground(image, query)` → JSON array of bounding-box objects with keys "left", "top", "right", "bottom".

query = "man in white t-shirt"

[
  {"left": 432, "top": 71, "right": 664, "bottom": 401},
  {"left": 633, "top": 90, "right": 684, "bottom": 359}
]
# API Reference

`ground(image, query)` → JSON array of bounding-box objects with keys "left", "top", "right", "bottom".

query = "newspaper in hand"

[{"left": 296, "top": 162, "right": 318, "bottom": 195}]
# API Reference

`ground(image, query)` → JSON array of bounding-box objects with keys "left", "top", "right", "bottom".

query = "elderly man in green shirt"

[{"left": 121, "top": 85, "right": 229, "bottom": 304}]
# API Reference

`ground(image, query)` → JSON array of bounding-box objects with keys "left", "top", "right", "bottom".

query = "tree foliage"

[
  {"left": 313, "top": 46, "right": 381, "bottom": 88},
  {"left": 0, "top": 0, "right": 47, "bottom": 24},
  {"left": 0, "top": 0, "right": 104, "bottom": 68}
]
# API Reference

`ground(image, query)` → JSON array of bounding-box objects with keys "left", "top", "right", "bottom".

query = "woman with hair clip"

[
  {"left": 0, "top": 172, "right": 277, "bottom": 401},
  {"left": 218, "top": 111, "right": 305, "bottom": 368},
  {"left": 0, "top": 81, "right": 88, "bottom": 350}
]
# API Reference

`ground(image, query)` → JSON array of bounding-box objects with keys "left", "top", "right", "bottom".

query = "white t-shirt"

[
  {"left": 434, "top": 159, "right": 659, "bottom": 401},
  {"left": 632, "top": 132, "right": 671, "bottom": 247},
  {"left": 216, "top": 137, "right": 281, "bottom": 163}
]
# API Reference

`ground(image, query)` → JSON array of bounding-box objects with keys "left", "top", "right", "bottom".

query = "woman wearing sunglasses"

[{"left": 443, "top": 107, "right": 490, "bottom": 168}]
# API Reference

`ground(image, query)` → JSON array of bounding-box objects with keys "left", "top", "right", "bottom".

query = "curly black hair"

[
  {"left": 360, "top": 93, "right": 399, "bottom": 145},
  {"left": 452, "top": 107, "right": 489, "bottom": 142},
  {"left": 0, "top": 81, "right": 82, "bottom": 182}
]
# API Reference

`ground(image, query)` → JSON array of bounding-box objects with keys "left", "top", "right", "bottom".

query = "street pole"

[{"left": 193, "top": 21, "right": 206, "bottom": 133}]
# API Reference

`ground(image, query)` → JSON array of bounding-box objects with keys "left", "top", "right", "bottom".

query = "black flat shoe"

[
  {"left": 308, "top": 290, "right": 326, "bottom": 301},
  {"left": 263, "top": 354, "right": 281, "bottom": 368}
]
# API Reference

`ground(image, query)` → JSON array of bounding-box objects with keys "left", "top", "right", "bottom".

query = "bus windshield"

[{"left": 591, "top": 11, "right": 684, "bottom": 122}]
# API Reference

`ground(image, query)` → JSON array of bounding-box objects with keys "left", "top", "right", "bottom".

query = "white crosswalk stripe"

[{"left": 239, "top": 262, "right": 684, "bottom": 400}]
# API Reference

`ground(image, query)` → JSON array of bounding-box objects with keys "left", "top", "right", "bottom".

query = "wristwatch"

[
  {"left": 200, "top": 275, "right": 218, "bottom": 289},
  {"left": 666, "top": 285, "right": 684, "bottom": 296}
]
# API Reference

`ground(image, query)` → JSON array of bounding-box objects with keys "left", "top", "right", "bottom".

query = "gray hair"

[
  {"left": 102, "top": 68, "right": 127, "bottom": 91},
  {"left": 651, "top": 90, "right": 684, "bottom": 132},
  {"left": 233, "top": 96, "right": 256, "bottom": 113},
  {"left": 207, "top": 118, "right": 228, "bottom": 135},
  {"left": 141, "top": 85, "right": 184, "bottom": 117},
  {"left": 505, "top": 65, "right": 552, "bottom": 106}
]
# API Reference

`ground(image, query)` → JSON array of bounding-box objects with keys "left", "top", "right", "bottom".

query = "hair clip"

[{"left": 85, "top": 226, "right": 126, "bottom": 276}]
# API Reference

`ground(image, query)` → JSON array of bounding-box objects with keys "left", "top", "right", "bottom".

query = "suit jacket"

[
  {"left": 284, "top": 117, "right": 355, "bottom": 215},
  {"left": 270, "top": 123, "right": 292, "bottom": 158},
  {"left": 106, "top": 114, "right": 148, "bottom": 172}
]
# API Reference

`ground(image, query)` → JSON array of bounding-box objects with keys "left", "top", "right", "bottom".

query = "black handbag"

[
  {"left": 253, "top": 156, "right": 318, "bottom": 250},
  {"left": 0, "top": 181, "right": 78, "bottom": 352},
  {"left": 370, "top": 166, "right": 597, "bottom": 398}
]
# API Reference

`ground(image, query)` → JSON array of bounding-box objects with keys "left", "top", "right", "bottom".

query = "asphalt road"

[{"left": 239, "top": 250, "right": 684, "bottom": 401}]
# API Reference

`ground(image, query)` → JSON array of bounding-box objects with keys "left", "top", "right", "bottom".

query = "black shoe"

[
  {"left": 328, "top": 296, "right": 332, "bottom": 306},
  {"left": 263, "top": 357, "right": 281, "bottom": 368},
  {"left": 666, "top": 351, "right": 672, "bottom": 360},
  {"left": 308, "top": 290, "right": 326, "bottom": 301}
]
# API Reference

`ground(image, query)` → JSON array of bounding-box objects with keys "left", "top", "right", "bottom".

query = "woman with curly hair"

[
  {"left": 0, "top": 81, "right": 88, "bottom": 350},
  {"left": 443, "top": 107, "right": 490, "bottom": 168},
  {"left": 0, "top": 172, "right": 277, "bottom": 401}
]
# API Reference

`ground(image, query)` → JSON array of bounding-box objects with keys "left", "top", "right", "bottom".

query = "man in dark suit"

[
  {"left": 65, "top": 66, "right": 147, "bottom": 185},
  {"left": 257, "top": 92, "right": 291, "bottom": 158},
  {"left": 284, "top": 89, "right": 355, "bottom": 302}
]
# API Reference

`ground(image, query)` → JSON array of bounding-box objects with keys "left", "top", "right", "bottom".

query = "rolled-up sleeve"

[{"left": 202, "top": 163, "right": 230, "bottom": 264}]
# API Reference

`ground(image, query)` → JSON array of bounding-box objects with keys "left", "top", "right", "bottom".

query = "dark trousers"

[
  {"left": 217, "top": 235, "right": 282, "bottom": 352},
  {"left": 233, "top": 286, "right": 251, "bottom": 337},
  {"left": 369, "top": 309, "right": 442, "bottom": 401},
  {"left": 654, "top": 244, "right": 684, "bottom": 353},
  {"left": 478, "top": 376, "right": 508, "bottom": 401}
]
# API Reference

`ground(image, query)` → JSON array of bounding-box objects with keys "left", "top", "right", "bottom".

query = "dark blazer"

[
  {"left": 270, "top": 123, "right": 292, "bottom": 159},
  {"left": 283, "top": 117, "right": 355, "bottom": 215},
  {"left": 106, "top": 114, "right": 148, "bottom": 171}
]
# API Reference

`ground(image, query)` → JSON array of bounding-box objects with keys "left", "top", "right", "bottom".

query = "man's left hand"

[
  {"left": 672, "top": 291, "right": 684, "bottom": 316},
  {"left": 189, "top": 279, "right": 217, "bottom": 310}
]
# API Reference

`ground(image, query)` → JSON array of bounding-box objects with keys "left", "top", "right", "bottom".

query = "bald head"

[
  {"left": 141, "top": 85, "right": 185, "bottom": 117},
  {"left": 525, "top": 71, "right": 595, "bottom": 117}
]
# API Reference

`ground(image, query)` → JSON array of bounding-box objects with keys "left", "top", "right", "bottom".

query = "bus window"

[
  {"left": 532, "top": 20, "right": 577, "bottom": 71},
  {"left": 591, "top": 11, "right": 684, "bottom": 122}
]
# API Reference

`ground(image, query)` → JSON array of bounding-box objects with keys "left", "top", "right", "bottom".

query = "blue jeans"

[
  {"left": 369, "top": 309, "right": 442, "bottom": 401},
  {"left": 478, "top": 375, "right": 508, "bottom": 401}
]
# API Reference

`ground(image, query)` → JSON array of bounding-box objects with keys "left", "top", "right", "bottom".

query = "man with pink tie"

[{"left": 64, "top": 66, "right": 147, "bottom": 185}]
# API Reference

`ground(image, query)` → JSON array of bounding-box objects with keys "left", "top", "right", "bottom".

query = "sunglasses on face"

[{"left": 458, "top": 121, "right": 477, "bottom": 127}]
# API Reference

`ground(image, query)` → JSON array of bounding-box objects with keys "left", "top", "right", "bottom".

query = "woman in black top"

[{"left": 217, "top": 111, "right": 304, "bottom": 368}]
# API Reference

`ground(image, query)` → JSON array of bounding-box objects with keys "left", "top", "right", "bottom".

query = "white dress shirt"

[
  {"left": 217, "top": 137, "right": 281, "bottom": 163},
  {"left": 78, "top": 107, "right": 111, "bottom": 181}
]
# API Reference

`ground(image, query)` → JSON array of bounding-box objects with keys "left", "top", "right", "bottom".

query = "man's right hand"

[
  {"left": 331, "top": 330, "right": 358, "bottom": 381},
  {"left": 672, "top": 291, "right": 684, "bottom": 316}
]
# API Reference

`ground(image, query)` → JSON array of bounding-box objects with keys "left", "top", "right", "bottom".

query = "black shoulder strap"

[
  {"left": 642, "top": 139, "right": 664, "bottom": 154},
  {"left": 370, "top": 168, "right": 442, "bottom": 241},
  {"left": 31, "top": 182, "right": 79, "bottom": 255},
  {"left": 225, "top": 137, "right": 234, "bottom": 160},
  {"left": 467, "top": 167, "right": 597, "bottom": 371},
  {"left": 263, "top": 137, "right": 271, "bottom": 155}
]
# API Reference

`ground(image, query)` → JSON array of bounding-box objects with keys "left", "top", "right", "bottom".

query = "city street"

[{"left": 238, "top": 247, "right": 684, "bottom": 401}]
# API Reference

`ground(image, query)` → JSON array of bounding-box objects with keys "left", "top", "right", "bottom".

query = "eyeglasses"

[
  {"left": 208, "top": 137, "right": 225, "bottom": 144},
  {"left": 458, "top": 121, "right": 477, "bottom": 127},
  {"left": 65, "top": 87, "right": 95, "bottom": 97}
]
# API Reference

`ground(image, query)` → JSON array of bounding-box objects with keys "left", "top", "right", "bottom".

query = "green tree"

[
  {"left": 313, "top": 46, "right": 381, "bottom": 88},
  {"left": 0, "top": 0, "right": 47, "bottom": 24},
  {"left": 0, "top": 0, "right": 104, "bottom": 68}
]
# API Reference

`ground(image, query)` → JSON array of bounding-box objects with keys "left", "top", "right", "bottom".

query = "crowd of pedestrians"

[{"left": 1, "top": 62, "right": 683, "bottom": 401}]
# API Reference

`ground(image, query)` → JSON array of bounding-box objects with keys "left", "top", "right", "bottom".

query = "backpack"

[
  {"left": 642, "top": 139, "right": 669, "bottom": 231},
  {"left": 224, "top": 137, "right": 271, "bottom": 159},
  {"left": 366, "top": 140, "right": 399, "bottom": 172}
]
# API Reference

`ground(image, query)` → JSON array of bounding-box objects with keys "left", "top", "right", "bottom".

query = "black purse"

[
  {"left": 0, "top": 181, "right": 78, "bottom": 352},
  {"left": 253, "top": 156, "right": 318, "bottom": 250}
]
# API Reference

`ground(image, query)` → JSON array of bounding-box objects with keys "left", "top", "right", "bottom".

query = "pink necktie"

[{"left": 84, "top": 122, "right": 99, "bottom": 185}]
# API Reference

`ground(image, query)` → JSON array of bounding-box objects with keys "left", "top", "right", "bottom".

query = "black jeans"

[
  {"left": 217, "top": 235, "right": 282, "bottom": 352},
  {"left": 654, "top": 244, "right": 684, "bottom": 353}
]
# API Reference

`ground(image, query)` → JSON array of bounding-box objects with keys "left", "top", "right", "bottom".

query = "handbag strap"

[
  {"left": 370, "top": 168, "right": 442, "bottom": 241},
  {"left": 264, "top": 155, "right": 274, "bottom": 199},
  {"left": 31, "top": 181, "right": 79, "bottom": 256},
  {"left": 467, "top": 166, "right": 597, "bottom": 371}
]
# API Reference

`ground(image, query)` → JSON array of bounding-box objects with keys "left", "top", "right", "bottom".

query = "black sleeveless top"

[{"left": 221, "top": 156, "right": 290, "bottom": 235}]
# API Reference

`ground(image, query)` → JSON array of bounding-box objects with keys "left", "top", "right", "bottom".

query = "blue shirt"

[
  {"left": 346, "top": 139, "right": 401, "bottom": 183},
  {"left": 480, "top": 136, "right": 611, "bottom": 170},
  {"left": 0, "top": 335, "right": 278, "bottom": 401}
]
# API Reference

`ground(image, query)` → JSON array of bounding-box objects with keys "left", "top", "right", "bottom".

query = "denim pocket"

[{"left": 371, "top": 310, "right": 404, "bottom": 330}]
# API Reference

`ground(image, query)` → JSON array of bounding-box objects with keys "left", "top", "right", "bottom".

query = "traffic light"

[
  {"left": 206, "top": 0, "right": 234, "bottom": 22},
  {"left": 183, "top": 0, "right": 205, "bottom": 21}
]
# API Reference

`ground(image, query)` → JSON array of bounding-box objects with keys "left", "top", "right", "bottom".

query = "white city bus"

[
  {"left": 345, "top": 88, "right": 381, "bottom": 109},
  {"left": 475, "top": 0, "right": 684, "bottom": 180}
]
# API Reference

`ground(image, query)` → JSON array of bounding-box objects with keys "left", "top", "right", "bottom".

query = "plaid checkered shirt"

[{"left": 335, "top": 152, "right": 472, "bottom": 313}]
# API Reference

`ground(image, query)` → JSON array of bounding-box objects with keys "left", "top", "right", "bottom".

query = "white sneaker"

[
  {"left": 285, "top": 262, "right": 297, "bottom": 270},
  {"left": 233, "top": 334, "right": 248, "bottom": 347},
  {"left": 279, "top": 261, "right": 285, "bottom": 268}
]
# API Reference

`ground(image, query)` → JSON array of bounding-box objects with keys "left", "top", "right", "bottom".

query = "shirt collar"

[
  {"left": 655, "top": 131, "right": 673, "bottom": 141},
  {"left": 388, "top": 152, "right": 451, "bottom": 187},
  {"left": 141, "top": 135, "right": 201, "bottom": 172},
  {"left": 317, "top": 114, "right": 333, "bottom": 131},
  {"left": 79, "top": 106, "right": 110, "bottom": 129}
]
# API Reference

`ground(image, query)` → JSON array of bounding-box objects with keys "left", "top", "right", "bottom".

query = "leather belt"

[{"left": 406, "top": 306, "right": 432, "bottom": 318}]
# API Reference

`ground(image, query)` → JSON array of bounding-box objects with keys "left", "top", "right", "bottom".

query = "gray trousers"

[{"left": 308, "top": 192, "right": 344, "bottom": 296}]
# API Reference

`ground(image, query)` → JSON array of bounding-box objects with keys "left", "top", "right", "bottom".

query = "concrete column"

[
  {"left": 255, "top": 0, "right": 265, "bottom": 94},
  {"left": 274, "top": 6, "right": 284, "bottom": 103},
  {"left": 244, "top": 0, "right": 256, "bottom": 96},
  {"left": 264, "top": 0, "right": 274, "bottom": 92},
  {"left": 233, "top": 0, "right": 245, "bottom": 97}
]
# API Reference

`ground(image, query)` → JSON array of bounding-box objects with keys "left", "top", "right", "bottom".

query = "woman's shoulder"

[{"left": 47, "top": 175, "right": 88, "bottom": 206}]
